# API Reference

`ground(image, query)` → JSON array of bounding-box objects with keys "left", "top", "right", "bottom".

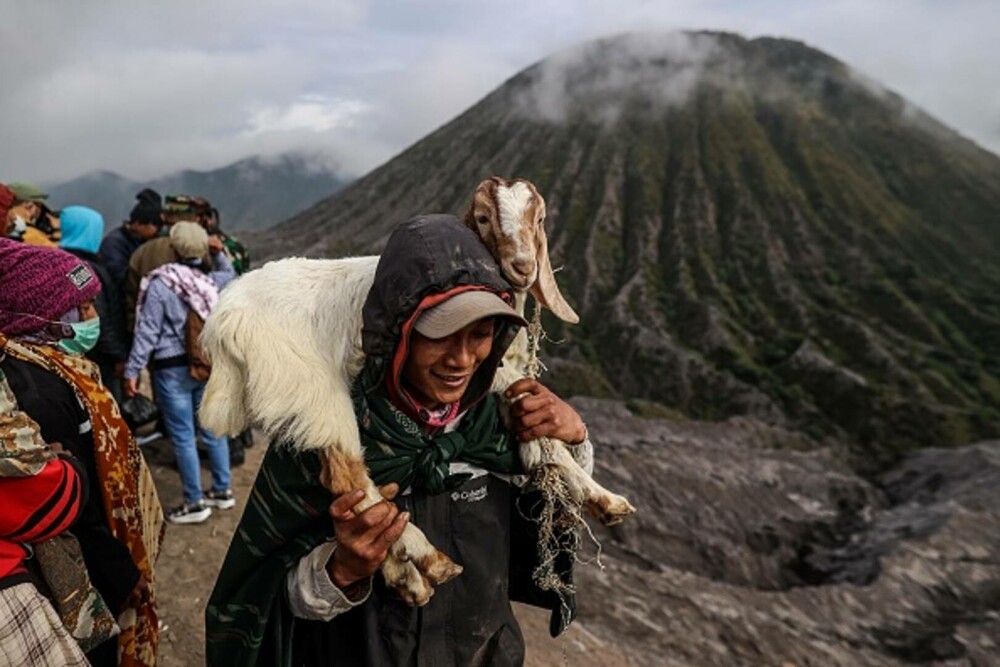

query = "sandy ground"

[{"left": 145, "top": 435, "right": 627, "bottom": 666}]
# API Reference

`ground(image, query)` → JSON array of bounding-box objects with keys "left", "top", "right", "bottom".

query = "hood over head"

[
  {"left": 360, "top": 214, "right": 522, "bottom": 412},
  {"left": 59, "top": 206, "right": 105, "bottom": 255}
]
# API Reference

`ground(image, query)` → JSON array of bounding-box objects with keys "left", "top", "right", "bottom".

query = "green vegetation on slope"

[{"left": 261, "top": 32, "right": 1000, "bottom": 474}]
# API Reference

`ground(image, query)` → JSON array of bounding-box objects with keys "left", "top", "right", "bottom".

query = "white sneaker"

[
  {"left": 135, "top": 431, "right": 164, "bottom": 446},
  {"left": 166, "top": 501, "right": 212, "bottom": 524},
  {"left": 203, "top": 489, "right": 236, "bottom": 510}
]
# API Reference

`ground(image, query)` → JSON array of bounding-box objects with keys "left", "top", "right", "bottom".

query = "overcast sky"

[{"left": 2, "top": 0, "right": 998, "bottom": 185}]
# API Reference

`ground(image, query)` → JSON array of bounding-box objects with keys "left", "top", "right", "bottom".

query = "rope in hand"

[{"left": 521, "top": 302, "right": 602, "bottom": 610}]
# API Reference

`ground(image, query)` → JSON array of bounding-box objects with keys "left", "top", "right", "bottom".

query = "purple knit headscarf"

[{"left": 0, "top": 238, "right": 102, "bottom": 337}]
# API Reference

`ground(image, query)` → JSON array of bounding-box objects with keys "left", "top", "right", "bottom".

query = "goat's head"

[{"left": 464, "top": 176, "right": 579, "bottom": 324}]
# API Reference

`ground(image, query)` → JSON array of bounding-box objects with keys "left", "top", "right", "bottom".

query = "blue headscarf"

[{"left": 59, "top": 205, "right": 105, "bottom": 255}]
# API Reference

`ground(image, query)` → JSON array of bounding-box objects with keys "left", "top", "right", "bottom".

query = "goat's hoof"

[
  {"left": 383, "top": 558, "right": 435, "bottom": 606},
  {"left": 399, "top": 586, "right": 434, "bottom": 607},
  {"left": 417, "top": 551, "right": 463, "bottom": 586},
  {"left": 395, "top": 570, "right": 434, "bottom": 607},
  {"left": 588, "top": 493, "right": 636, "bottom": 526}
]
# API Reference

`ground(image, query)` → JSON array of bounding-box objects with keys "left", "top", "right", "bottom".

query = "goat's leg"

[
  {"left": 317, "top": 389, "right": 462, "bottom": 590},
  {"left": 520, "top": 439, "right": 636, "bottom": 526},
  {"left": 321, "top": 448, "right": 462, "bottom": 606}
]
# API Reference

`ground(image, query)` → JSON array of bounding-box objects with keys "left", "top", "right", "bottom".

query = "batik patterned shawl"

[{"left": 0, "top": 334, "right": 165, "bottom": 667}]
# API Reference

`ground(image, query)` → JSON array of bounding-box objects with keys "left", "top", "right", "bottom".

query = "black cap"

[{"left": 130, "top": 188, "right": 163, "bottom": 225}]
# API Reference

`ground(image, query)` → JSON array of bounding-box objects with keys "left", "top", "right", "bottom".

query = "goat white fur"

[
  {"left": 201, "top": 256, "right": 377, "bottom": 453},
  {"left": 200, "top": 177, "right": 635, "bottom": 606}
]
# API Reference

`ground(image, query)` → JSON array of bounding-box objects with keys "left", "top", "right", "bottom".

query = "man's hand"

[
  {"left": 326, "top": 487, "right": 409, "bottom": 590},
  {"left": 122, "top": 574, "right": 151, "bottom": 614},
  {"left": 505, "top": 378, "right": 587, "bottom": 444},
  {"left": 208, "top": 236, "right": 224, "bottom": 256},
  {"left": 124, "top": 377, "right": 139, "bottom": 397}
]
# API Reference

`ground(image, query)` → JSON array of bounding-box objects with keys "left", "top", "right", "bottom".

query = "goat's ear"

[{"left": 530, "top": 221, "right": 580, "bottom": 324}]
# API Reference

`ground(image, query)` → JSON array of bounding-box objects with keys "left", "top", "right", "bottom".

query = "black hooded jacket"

[
  {"left": 63, "top": 248, "right": 130, "bottom": 365},
  {"left": 206, "top": 215, "right": 574, "bottom": 667},
  {"left": 357, "top": 214, "right": 519, "bottom": 403},
  {"left": 296, "top": 215, "right": 573, "bottom": 666}
]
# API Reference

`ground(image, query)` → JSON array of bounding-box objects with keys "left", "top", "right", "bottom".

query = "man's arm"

[
  {"left": 284, "top": 540, "right": 372, "bottom": 621},
  {"left": 284, "top": 485, "right": 406, "bottom": 621},
  {"left": 124, "top": 281, "right": 166, "bottom": 380},
  {"left": 124, "top": 263, "right": 141, "bottom": 333},
  {"left": 208, "top": 250, "right": 236, "bottom": 290},
  {"left": 99, "top": 232, "right": 135, "bottom": 287}
]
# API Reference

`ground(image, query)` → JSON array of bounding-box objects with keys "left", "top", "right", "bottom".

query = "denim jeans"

[{"left": 153, "top": 365, "right": 231, "bottom": 504}]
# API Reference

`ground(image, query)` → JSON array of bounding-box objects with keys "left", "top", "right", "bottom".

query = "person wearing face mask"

[
  {"left": 60, "top": 205, "right": 131, "bottom": 403},
  {"left": 0, "top": 239, "right": 164, "bottom": 667},
  {"left": 6, "top": 181, "right": 60, "bottom": 247}
]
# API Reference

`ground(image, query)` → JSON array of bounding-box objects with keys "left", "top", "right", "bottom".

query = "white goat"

[{"left": 200, "top": 177, "right": 635, "bottom": 606}]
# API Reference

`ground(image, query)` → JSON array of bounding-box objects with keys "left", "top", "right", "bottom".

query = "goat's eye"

[{"left": 477, "top": 215, "right": 489, "bottom": 225}]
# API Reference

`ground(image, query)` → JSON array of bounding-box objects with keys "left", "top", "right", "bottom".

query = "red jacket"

[{"left": 0, "top": 456, "right": 85, "bottom": 582}]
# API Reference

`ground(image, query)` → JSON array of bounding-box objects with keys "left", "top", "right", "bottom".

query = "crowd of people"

[
  {"left": 1, "top": 182, "right": 249, "bottom": 664},
  {"left": 3, "top": 179, "right": 595, "bottom": 665}
]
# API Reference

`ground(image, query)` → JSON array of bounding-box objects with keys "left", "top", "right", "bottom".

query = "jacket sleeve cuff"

[{"left": 284, "top": 540, "right": 372, "bottom": 621}]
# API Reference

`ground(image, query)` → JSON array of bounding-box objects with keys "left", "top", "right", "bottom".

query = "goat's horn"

[{"left": 530, "top": 224, "right": 579, "bottom": 324}]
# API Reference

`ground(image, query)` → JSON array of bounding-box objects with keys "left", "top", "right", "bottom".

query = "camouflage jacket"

[
  {"left": 214, "top": 230, "right": 250, "bottom": 275},
  {"left": 0, "top": 366, "right": 54, "bottom": 477}
]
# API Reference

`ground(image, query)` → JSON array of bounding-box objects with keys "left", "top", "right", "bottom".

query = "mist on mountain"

[
  {"left": 45, "top": 151, "right": 350, "bottom": 233},
  {"left": 254, "top": 31, "right": 1000, "bottom": 476}
]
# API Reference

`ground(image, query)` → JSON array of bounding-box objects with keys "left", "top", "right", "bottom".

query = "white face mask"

[{"left": 11, "top": 216, "right": 28, "bottom": 237}]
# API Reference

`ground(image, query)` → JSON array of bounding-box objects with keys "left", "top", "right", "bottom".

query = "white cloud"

[
  {"left": 1, "top": 0, "right": 998, "bottom": 186},
  {"left": 514, "top": 31, "right": 724, "bottom": 123},
  {"left": 0, "top": 46, "right": 319, "bottom": 181},
  {"left": 245, "top": 96, "right": 370, "bottom": 135}
]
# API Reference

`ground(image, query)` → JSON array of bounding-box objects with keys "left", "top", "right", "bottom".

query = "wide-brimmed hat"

[{"left": 165, "top": 194, "right": 211, "bottom": 217}]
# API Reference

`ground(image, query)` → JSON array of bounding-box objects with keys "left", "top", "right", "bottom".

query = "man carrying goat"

[{"left": 206, "top": 215, "right": 594, "bottom": 666}]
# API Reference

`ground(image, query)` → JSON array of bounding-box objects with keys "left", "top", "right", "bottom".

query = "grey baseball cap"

[{"left": 414, "top": 291, "right": 527, "bottom": 339}]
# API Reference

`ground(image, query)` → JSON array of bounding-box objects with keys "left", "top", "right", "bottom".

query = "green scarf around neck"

[
  {"left": 207, "top": 383, "right": 523, "bottom": 666},
  {"left": 355, "top": 385, "right": 521, "bottom": 495}
]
